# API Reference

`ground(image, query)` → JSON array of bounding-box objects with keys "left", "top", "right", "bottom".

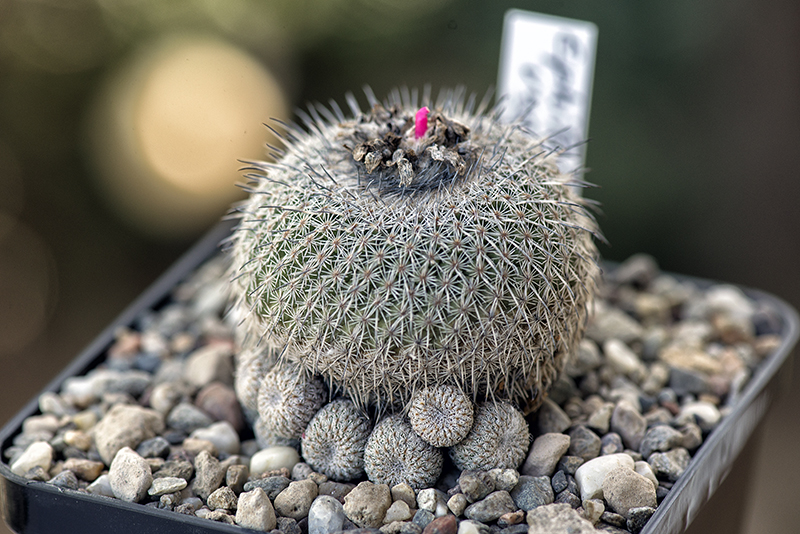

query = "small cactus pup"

[{"left": 228, "top": 87, "right": 602, "bottom": 414}]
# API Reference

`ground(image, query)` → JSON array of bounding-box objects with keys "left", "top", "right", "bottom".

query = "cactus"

[{"left": 229, "top": 87, "right": 601, "bottom": 414}]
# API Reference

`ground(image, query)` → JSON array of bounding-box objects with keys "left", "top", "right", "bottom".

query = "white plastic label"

[{"left": 498, "top": 9, "right": 598, "bottom": 173}]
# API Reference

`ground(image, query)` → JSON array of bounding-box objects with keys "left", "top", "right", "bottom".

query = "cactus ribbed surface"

[{"left": 229, "top": 87, "right": 601, "bottom": 413}]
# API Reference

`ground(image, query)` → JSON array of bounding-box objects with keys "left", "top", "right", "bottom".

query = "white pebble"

[
  {"left": 574, "top": 453, "right": 634, "bottom": 501},
  {"left": 190, "top": 421, "right": 241, "bottom": 455},
  {"left": 458, "top": 520, "right": 485, "bottom": 534},
  {"left": 108, "top": 447, "right": 153, "bottom": 502},
  {"left": 603, "top": 339, "right": 645, "bottom": 380},
  {"left": 10, "top": 441, "right": 54, "bottom": 476},
  {"left": 148, "top": 476, "right": 188, "bottom": 496},
  {"left": 86, "top": 474, "right": 115, "bottom": 497},
  {"left": 634, "top": 461, "right": 659, "bottom": 491},
  {"left": 236, "top": 488, "right": 277, "bottom": 531},
  {"left": 250, "top": 446, "right": 300, "bottom": 477},
  {"left": 678, "top": 401, "right": 721, "bottom": 431}
]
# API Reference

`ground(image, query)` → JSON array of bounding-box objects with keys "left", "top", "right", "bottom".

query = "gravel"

[{"left": 3, "top": 253, "right": 788, "bottom": 533}]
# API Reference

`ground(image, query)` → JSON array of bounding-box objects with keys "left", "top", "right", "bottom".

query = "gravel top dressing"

[{"left": 1, "top": 250, "right": 795, "bottom": 534}]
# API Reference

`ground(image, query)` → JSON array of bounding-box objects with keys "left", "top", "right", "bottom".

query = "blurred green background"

[{"left": 0, "top": 0, "right": 798, "bottom": 532}]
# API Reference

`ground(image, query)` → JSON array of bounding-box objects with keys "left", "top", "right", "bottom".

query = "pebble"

[
  {"left": 417, "top": 488, "right": 449, "bottom": 517},
  {"left": 603, "top": 339, "right": 645, "bottom": 381},
  {"left": 166, "top": 402, "right": 214, "bottom": 434},
  {"left": 633, "top": 462, "right": 658, "bottom": 491},
  {"left": 184, "top": 344, "right": 234, "bottom": 388},
  {"left": 600, "top": 433, "right": 624, "bottom": 456},
  {"left": 136, "top": 436, "right": 171, "bottom": 459},
  {"left": 189, "top": 420, "right": 240, "bottom": 455},
  {"left": 568, "top": 426, "right": 601, "bottom": 461},
  {"left": 275, "top": 479, "right": 319, "bottom": 519},
  {"left": 463, "top": 491, "right": 517, "bottom": 522},
  {"left": 419, "top": 516, "right": 455, "bottom": 534},
  {"left": 86, "top": 474, "right": 115, "bottom": 497},
  {"left": 510, "top": 476, "right": 553, "bottom": 511},
  {"left": 195, "top": 382, "right": 245, "bottom": 432},
  {"left": 488, "top": 469, "right": 520, "bottom": 492},
  {"left": 108, "top": 447, "right": 153, "bottom": 502},
  {"left": 457, "top": 520, "right": 489, "bottom": 534},
  {"left": 574, "top": 454, "right": 635, "bottom": 501},
  {"left": 522, "top": 433, "right": 571, "bottom": 477},
  {"left": 526, "top": 503, "right": 597, "bottom": 534},
  {"left": 226, "top": 464, "right": 249, "bottom": 494},
  {"left": 497, "top": 510, "right": 525, "bottom": 527},
  {"left": 62, "top": 457, "right": 104, "bottom": 481},
  {"left": 10, "top": 441, "right": 54, "bottom": 477},
  {"left": 639, "top": 425, "right": 683, "bottom": 459},
  {"left": 413, "top": 509, "right": 435, "bottom": 529},
  {"left": 676, "top": 401, "right": 722, "bottom": 432},
  {"left": 384, "top": 500, "right": 413, "bottom": 523},
  {"left": 610, "top": 401, "right": 647, "bottom": 451},
  {"left": 582, "top": 498, "right": 604, "bottom": 524},
  {"left": 556, "top": 456, "right": 584, "bottom": 476},
  {"left": 192, "top": 450, "right": 225, "bottom": 501},
  {"left": 92, "top": 404, "right": 164, "bottom": 465},
  {"left": 601, "top": 467, "right": 657, "bottom": 518},
  {"left": 586, "top": 402, "right": 615, "bottom": 435},
  {"left": 148, "top": 477, "right": 188, "bottom": 496},
  {"left": 447, "top": 493, "right": 469, "bottom": 516},
  {"left": 626, "top": 506, "right": 656, "bottom": 534},
  {"left": 648, "top": 448, "right": 691, "bottom": 482},
  {"left": 49, "top": 470, "right": 79, "bottom": 490},
  {"left": 585, "top": 306, "right": 644, "bottom": 345},
  {"left": 344, "top": 481, "right": 393, "bottom": 528},
  {"left": 309, "top": 495, "right": 347, "bottom": 534},
  {"left": 250, "top": 446, "right": 300, "bottom": 477},
  {"left": 154, "top": 459, "right": 194, "bottom": 480},
  {"left": 458, "top": 470, "right": 495, "bottom": 502},
  {"left": 391, "top": 482, "right": 417, "bottom": 508},
  {"left": 320, "top": 480, "right": 356, "bottom": 502},
  {"left": 244, "top": 475, "right": 291, "bottom": 499},
  {"left": 207, "top": 486, "right": 238, "bottom": 511},
  {"left": 535, "top": 399, "right": 572, "bottom": 434},
  {"left": 277, "top": 516, "right": 302, "bottom": 534}
]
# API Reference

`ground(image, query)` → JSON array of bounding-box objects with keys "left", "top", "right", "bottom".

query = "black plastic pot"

[{"left": 1, "top": 221, "right": 798, "bottom": 534}]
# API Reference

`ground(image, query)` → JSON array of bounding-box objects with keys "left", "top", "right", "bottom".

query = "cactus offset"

[{"left": 229, "top": 87, "right": 601, "bottom": 413}]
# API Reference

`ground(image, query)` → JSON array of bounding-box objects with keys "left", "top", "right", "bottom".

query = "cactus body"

[{"left": 229, "top": 88, "right": 600, "bottom": 413}]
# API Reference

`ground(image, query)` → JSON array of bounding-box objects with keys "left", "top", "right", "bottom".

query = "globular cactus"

[{"left": 229, "top": 87, "right": 601, "bottom": 414}]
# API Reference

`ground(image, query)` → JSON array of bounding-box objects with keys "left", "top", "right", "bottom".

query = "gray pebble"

[
  {"left": 567, "top": 426, "right": 601, "bottom": 461},
  {"left": 192, "top": 450, "right": 225, "bottom": 501},
  {"left": 586, "top": 403, "right": 615, "bottom": 435},
  {"left": 639, "top": 425, "right": 683, "bottom": 459},
  {"left": 626, "top": 506, "right": 656, "bottom": 534},
  {"left": 601, "top": 511, "right": 627, "bottom": 527},
  {"left": 648, "top": 448, "right": 691, "bottom": 482},
  {"left": 166, "top": 402, "right": 214, "bottom": 434},
  {"left": 585, "top": 307, "right": 644, "bottom": 345},
  {"left": 522, "top": 433, "right": 571, "bottom": 477},
  {"left": 556, "top": 456, "right": 584, "bottom": 476},
  {"left": 416, "top": 488, "right": 448, "bottom": 516},
  {"left": 309, "top": 495, "right": 347, "bottom": 534},
  {"left": 600, "top": 433, "right": 624, "bottom": 456},
  {"left": 244, "top": 475, "right": 292, "bottom": 500},
  {"left": 399, "top": 522, "right": 423, "bottom": 534},
  {"left": 510, "top": 476, "right": 553, "bottom": 511},
  {"left": 136, "top": 436, "right": 171, "bottom": 459},
  {"left": 498, "top": 525, "right": 528, "bottom": 534},
  {"left": 49, "top": 470, "right": 79, "bottom": 490},
  {"left": 610, "top": 402, "right": 647, "bottom": 451},
  {"left": 154, "top": 459, "right": 194, "bottom": 480},
  {"left": 320, "top": 481, "right": 356, "bottom": 503},
  {"left": 108, "top": 447, "right": 153, "bottom": 503},
  {"left": 278, "top": 517, "right": 302, "bottom": 534},
  {"left": 412, "top": 509, "right": 435, "bottom": 529},
  {"left": 536, "top": 399, "right": 572, "bottom": 434},
  {"left": 464, "top": 490, "right": 517, "bottom": 522},
  {"left": 554, "top": 490, "right": 581, "bottom": 509},
  {"left": 551, "top": 470, "right": 568, "bottom": 494},
  {"left": 274, "top": 479, "right": 319, "bottom": 520},
  {"left": 459, "top": 470, "right": 495, "bottom": 502},
  {"left": 668, "top": 368, "right": 708, "bottom": 397}
]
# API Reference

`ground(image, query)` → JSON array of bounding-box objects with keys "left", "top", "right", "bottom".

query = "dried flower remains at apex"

[{"left": 229, "top": 86, "right": 602, "bottom": 414}]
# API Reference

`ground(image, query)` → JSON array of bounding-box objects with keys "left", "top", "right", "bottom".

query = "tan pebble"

[{"left": 182, "top": 438, "right": 218, "bottom": 458}]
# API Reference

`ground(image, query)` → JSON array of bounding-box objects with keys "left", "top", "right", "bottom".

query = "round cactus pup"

[
  {"left": 301, "top": 399, "right": 372, "bottom": 481},
  {"left": 448, "top": 400, "right": 530, "bottom": 471},
  {"left": 408, "top": 384, "right": 473, "bottom": 447}
]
